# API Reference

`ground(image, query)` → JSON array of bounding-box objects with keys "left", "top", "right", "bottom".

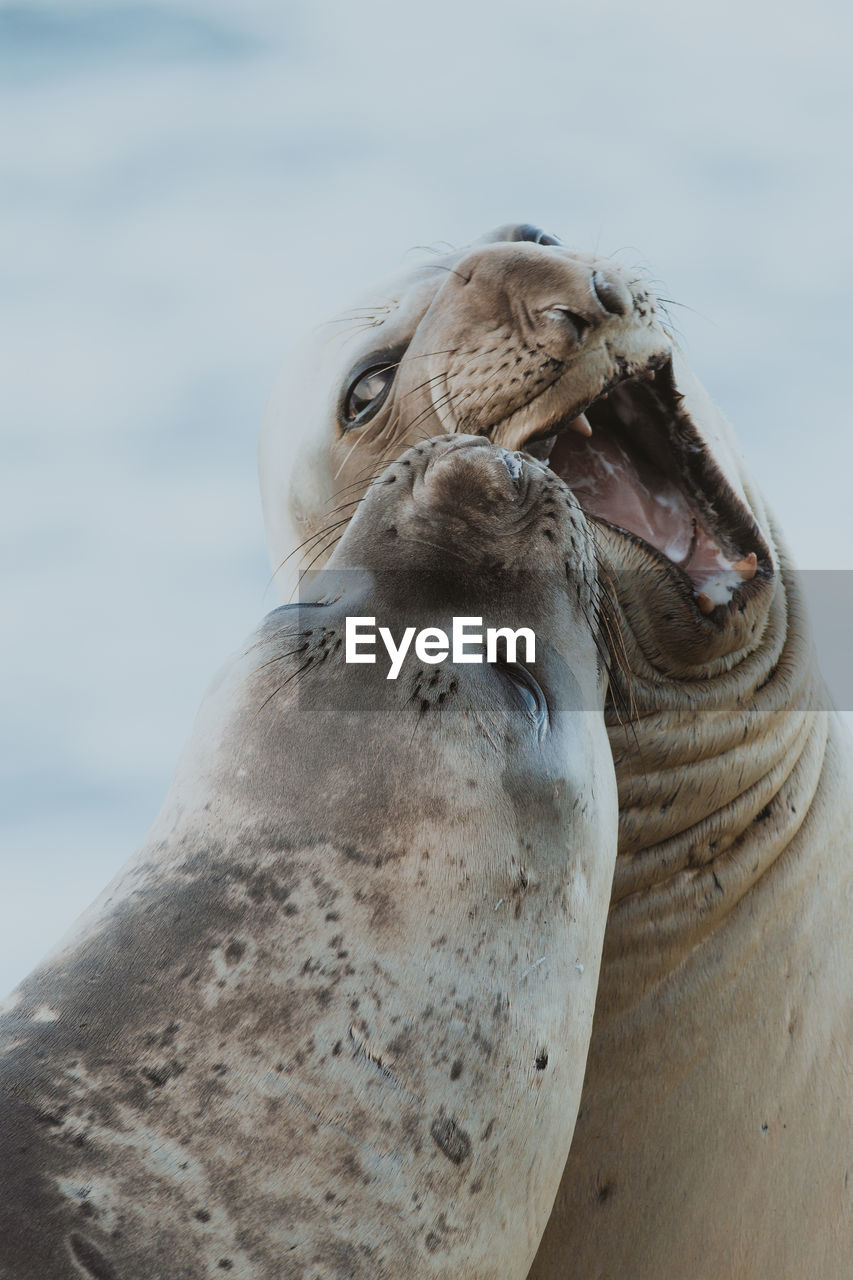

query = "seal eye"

[
  {"left": 497, "top": 662, "right": 548, "bottom": 732},
  {"left": 342, "top": 364, "right": 395, "bottom": 428}
]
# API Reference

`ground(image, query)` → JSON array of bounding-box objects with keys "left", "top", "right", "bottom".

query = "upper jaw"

[{"left": 489, "top": 303, "right": 672, "bottom": 456}]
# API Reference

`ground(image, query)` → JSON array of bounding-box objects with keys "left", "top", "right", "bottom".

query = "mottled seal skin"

[
  {"left": 260, "top": 226, "right": 853, "bottom": 1277},
  {"left": 0, "top": 436, "right": 617, "bottom": 1280}
]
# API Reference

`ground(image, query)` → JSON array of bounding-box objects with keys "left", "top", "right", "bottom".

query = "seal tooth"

[
  {"left": 733, "top": 552, "right": 758, "bottom": 581},
  {"left": 569, "top": 414, "right": 592, "bottom": 438},
  {"left": 696, "top": 592, "right": 715, "bottom": 615}
]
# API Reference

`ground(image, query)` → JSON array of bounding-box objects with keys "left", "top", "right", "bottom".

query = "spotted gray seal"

[
  {"left": 259, "top": 225, "right": 853, "bottom": 1277},
  {"left": 0, "top": 435, "right": 617, "bottom": 1279}
]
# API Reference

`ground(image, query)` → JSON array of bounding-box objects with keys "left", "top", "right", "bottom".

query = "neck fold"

[{"left": 600, "top": 540, "right": 828, "bottom": 1006}]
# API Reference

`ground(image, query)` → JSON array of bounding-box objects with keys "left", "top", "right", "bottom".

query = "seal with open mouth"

[
  {"left": 0, "top": 437, "right": 617, "bottom": 1279},
  {"left": 260, "top": 226, "right": 853, "bottom": 1277}
]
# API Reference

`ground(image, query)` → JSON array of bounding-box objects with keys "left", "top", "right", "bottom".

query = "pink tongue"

[{"left": 550, "top": 432, "right": 738, "bottom": 592}]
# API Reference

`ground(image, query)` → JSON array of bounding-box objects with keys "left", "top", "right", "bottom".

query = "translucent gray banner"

[{"left": 261, "top": 567, "right": 853, "bottom": 716}]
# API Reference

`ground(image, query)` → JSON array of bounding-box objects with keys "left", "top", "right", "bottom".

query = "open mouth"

[{"left": 519, "top": 356, "right": 765, "bottom": 614}]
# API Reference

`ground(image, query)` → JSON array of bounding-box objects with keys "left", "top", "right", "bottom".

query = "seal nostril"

[
  {"left": 545, "top": 306, "right": 590, "bottom": 343},
  {"left": 591, "top": 269, "right": 630, "bottom": 317},
  {"left": 498, "top": 449, "right": 524, "bottom": 485}
]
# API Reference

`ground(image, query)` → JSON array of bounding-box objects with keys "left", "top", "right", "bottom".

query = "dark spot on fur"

[
  {"left": 141, "top": 1060, "right": 185, "bottom": 1088},
  {"left": 535, "top": 1049, "right": 549, "bottom": 1070},
  {"left": 224, "top": 939, "right": 246, "bottom": 965},
  {"left": 234, "top": 866, "right": 295, "bottom": 905},
  {"left": 754, "top": 804, "right": 772, "bottom": 823},
  {"left": 449, "top": 1058, "right": 463, "bottom": 1080},
  {"left": 35, "top": 1108, "right": 66, "bottom": 1127},
  {"left": 218, "top": 1260, "right": 234, "bottom": 1271},
  {"left": 69, "top": 1234, "right": 118, "bottom": 1280},
  {"left": 472, "top": 1025, "right": 494, "bottom": 1059},
  {"left": 195, "top": 1209, "right": 211, "bottom": 1223},
  {"left": 596, "top": 1179, "right": 615, "bottom": 1204},
  {"left": 430, "top": 1115, "right": 471, "bottom": 1165},
  {"left": 386, "top": 1027, "right": 413, "bottom": 1059},
  {"left": 424, "top": 1231, "right": 441, "bottom": 1253}
]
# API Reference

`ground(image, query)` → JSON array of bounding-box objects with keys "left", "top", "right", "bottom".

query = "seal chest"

[{"left": 0, "top": 436, "right": 617, "bottom": 1279}]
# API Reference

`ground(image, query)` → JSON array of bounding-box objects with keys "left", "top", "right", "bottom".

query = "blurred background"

[{"left": 2, "top": 0, "right": 851, "bottom": 993}]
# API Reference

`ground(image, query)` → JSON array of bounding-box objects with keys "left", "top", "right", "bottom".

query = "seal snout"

[{"left": 423, "top": 437, "right": 529, "bottom": 512}]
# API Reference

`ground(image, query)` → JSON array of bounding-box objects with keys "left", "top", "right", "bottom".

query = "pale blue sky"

[{"left": 2, "top": 0, "right": 852, "bottom": 992}]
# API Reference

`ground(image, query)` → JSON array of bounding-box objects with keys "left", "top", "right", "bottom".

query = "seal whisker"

[
  {"left": 396, "top": 371, "right": 452, "bottom": 405},
  {"left": 333, "top": 429, "right": 370, "bottom": 480},
  {"left": 319, "top": 496, "right": 370, "bottom": 523},
  {"left": 246, "top": 657, "right": 316, "bottom": 733},
  {"left": 252, "top": 644, "right": 311, "bottom": 676},
  {"left": 394, "top": 532, "right": 472, "bottom": 568},
  {"left": 421, "top": 262, "right": 472, "bottom": 284},
  {"left": 289, "top": 530, "right": 348, "bottom": 587},
  {"left": 407, "top": 240, "right": 458, "bottom": 256},
  {"left": 325, "top": 319, "right": 386, "bottom": 340},
  {"left": 402, "top": 384, "right": 468, "bottom": 437},
  {"left": 267, "top": 513, "right": 360, "bottom": 588},
  {"left": 326, "top": 455, "right": 405, "bottom": 499}
]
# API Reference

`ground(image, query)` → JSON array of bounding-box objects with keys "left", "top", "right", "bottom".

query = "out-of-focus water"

[{"left": 1, "top": 0, "right": 851, "bottom": 993}]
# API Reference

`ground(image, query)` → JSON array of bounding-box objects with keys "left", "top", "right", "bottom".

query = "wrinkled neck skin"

[{"left": 597, "top": 507, "right": 827, "bottom": 1008}]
